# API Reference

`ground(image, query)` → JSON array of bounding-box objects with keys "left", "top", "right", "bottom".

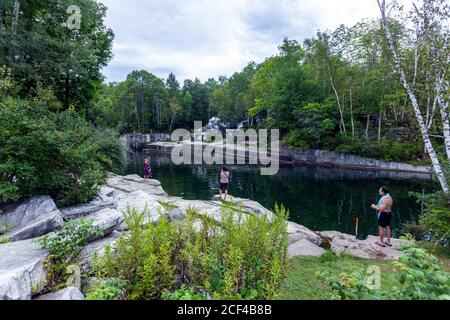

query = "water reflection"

[{"left": 123, "top": 151, "right": 437, "bottom": 239}]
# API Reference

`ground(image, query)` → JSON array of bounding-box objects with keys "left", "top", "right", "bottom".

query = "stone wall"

[{"left": 280, "top": 147, "right": 433, "bottom": 174}]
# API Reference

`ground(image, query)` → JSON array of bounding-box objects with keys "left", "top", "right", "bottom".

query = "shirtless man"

[{"left": 371, "top": 186, "right": 393, "bottom": 247}]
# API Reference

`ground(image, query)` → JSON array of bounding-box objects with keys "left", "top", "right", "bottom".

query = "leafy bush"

[
  {"left": 410, "top": 191, "right": 450, "bottom": 241},
  {"left": 37, "top": 219, "right": 102, "bottom": 263},
  {"left": 401, "top": 221, "right": 426, "bottom": 240},
  {"left": 162, "top": 285, "right": 207, "bottom": 300},
  {"left": 335, "top": 139, "right": 422, "bottom": 162},
  {"left": 0, "top": 95, "right": 124, "bottom": 206},
  {"left": 0, "top": 235, "right": 10, "bottom": 244},
  {"left": 85, "top": 278, "right": 128, "bottom": 300},
  {"left": 320, "top": 236, "right": 450, "bottom": 300},
  {"left": 92, "top": 203, "right": 289, "bottom": 300}
]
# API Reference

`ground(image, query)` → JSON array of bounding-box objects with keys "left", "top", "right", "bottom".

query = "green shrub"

[
  {"left": 37, "top": 219, "right": 102, "bottom": 263},
  {"left": 401, "top": 221, "right": 427, "bottom": 240},
  {"left": 162, "top": 285, "right": 207, "bottom": 300},
  {"left": 410, "top": 191, "right": 450, "bottom": 241},
  {"left": 0, "top": 95, "right": 124, "bottom": 206},
  {"left": 335, "top": 139, "right": 422, "bottom": 162},
  {"left": 0, "top": 235, "right": 10, "bottom": 244},
  {"left": 85, "top": 278, "right": 128, "bottom": 300},
  {"left": 92, "top": 203, "right": 289, "bottom": 300},
  {"left": 320, "top": 235, "right": 450, "bottom": 300}
]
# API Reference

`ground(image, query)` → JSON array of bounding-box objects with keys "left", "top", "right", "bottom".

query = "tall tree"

[{"left": 377, "top": 0, "right": 449, "bottom": 193}]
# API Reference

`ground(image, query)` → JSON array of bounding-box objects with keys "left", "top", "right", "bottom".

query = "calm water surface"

[{"left": 123, "top": 151, "right": 437, "bottom": 239}]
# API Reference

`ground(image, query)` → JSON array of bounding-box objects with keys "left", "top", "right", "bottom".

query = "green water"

[{"left": 124, "top": 151, "right": 437, "bottom": 239}]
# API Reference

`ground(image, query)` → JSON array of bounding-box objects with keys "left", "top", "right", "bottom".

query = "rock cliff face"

[{"left": 0, "top": 173, "right": 404, "bottom": 300}]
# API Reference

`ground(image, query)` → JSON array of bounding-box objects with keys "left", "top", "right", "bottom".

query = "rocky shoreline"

[
  {"left": 143, "top": 141, "right": 434, "bottom": 176},
  {"left": 0, "top": 174, "right": 404, "bottom": 300}
]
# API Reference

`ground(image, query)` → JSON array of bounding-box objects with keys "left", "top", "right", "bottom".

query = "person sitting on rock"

[{"left": 371, "top": 186, "right": 393, "bottom": 248}]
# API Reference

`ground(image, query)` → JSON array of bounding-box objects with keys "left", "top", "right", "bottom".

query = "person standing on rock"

[
  {"left": 371, "top": 186, "right": 393, "bottom": 248},
  {"left": 144, "top": 159, "right": 152, "bottom": 180},
  {"left": 218, "top": 167, "right": 230, "bottom": 201}
]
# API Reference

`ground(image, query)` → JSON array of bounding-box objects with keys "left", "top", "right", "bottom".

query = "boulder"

[
  {"left": 107, "top": 174, "right": 168, "bottom": 196},
  {"left": 97, "top": 186, "right": 122, "bottom": 201},
  {"left": 116, "top": 191, "right": 165, "bottom": 229},
  {"left": 80, "top": 231, "right": 122, "bottom": 271},
  {"left": 287, "top": 221, "right": 321, "bottom": 246},
  {"left": 0, "top": 196, "right": 64, "bottom": 241},
  {"left": 62, "top": 199, "right": 117, "bottom": 220},
  {"left": 0, "top": 239, "right": 49, "bottom": 300},
  {"left": 211, "top": 195, "right": 273, "bottom": 219},
  {"left": 287, "top": 239, "right": 326, "bottom": 258},
  {"left": 5, "top": 210, "right": 64, "bottom": 242},
  {"left": 86, "top": 208, "right": 124, "bottom": 242},
  {"left": 0, "top": 196, "right": 64, "bottom": 242},
  {"left": 34, "top": 287, "right": 84, "bottom": 300},
  {"left": 319, "top": 231, "right": 404, "bottom": 260}
]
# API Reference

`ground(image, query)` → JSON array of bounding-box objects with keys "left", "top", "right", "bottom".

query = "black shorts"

[
  {"left": 378, "top": 212, "right": 392, "bottom": 228},
  {"left": 219, "top": 183, "right": 228, "bottom": 192}
]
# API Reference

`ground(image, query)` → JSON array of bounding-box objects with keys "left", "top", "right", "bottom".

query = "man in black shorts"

[{"left": 371, "top": 186, "right": 393, "bottom": 247}]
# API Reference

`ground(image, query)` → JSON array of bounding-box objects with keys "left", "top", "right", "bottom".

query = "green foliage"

[
  {"left": 290, "top": 101, "right": 337, "bottom": 148},
  {"left": 320, "top": 236, "right": 450, "bottom": 300},
  {"left": 0, "top": 235, "right": 10, "bottom": 244},
  {"left": 0, "top": 0, "right": 114, "bottom": 111},
  {"left": 0, "top": 93, "right": 124, "bottom": 206},
  {"left": 410, "top": 191, "right": 450, "bottom": 241},
  {"left": 85, "top": 278, "right": 128, "bottom": 300},
  {"left": 335, "top": 139, "right": 423, "bottom": 162},
  {"left": 401, "top": 221, "right": 426, "bottom": 240},
  {"left": 162, "top": 285, "right": 207, "bottom": 300},
  {"left": 91, "top": 203, "right": 289, "bottom": 300},
  {"left": 37, "top": 219, "right": 102, "bottom": 263}
]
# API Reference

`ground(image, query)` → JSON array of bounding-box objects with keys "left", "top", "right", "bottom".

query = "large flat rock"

[
  {"left": 6, "top": 210, "right": 64, "bottom": 242},
  {"left": 62, "top": 199, "right": 117, "bottom": 220},
  {"left": 107, "top": 174, "right": 167, "bottom": 196},
  {"left": 287, "top": 221, "right": 321, "bottom": 246},
  {"left": 319, "top": 231, "right": 404, "bottom": 260},
  {"left": 80, "top": 231, "right": 122, "bottom": 272},
  {"left": 0, "top": 196, "right": 64, "bottom": 241},
  {"left": 288, "top": 239, "right": 326, "bottom": 258},
  {"left": 116, "top": 191, "right": 165, "bottom": 228},
  {"left": 34, "top": 287, "right": 84, "bottom": 300},
  {"left": 0, "top": 196, "right": 57, "bottom": 228},
  {"left": 0, "top": 239, "right": 49, "bottom": 300},
  {"left": 86, "top": 208, "right": 124, "bottom": 241}
]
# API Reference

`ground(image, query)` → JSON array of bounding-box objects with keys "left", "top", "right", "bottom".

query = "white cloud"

[{"left": 98, "top": 0, "right": 396, "bottom": 83}]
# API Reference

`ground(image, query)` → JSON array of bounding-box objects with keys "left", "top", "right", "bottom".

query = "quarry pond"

[{"left": 124, "top": 151, "right": 437, "bottom": 239}]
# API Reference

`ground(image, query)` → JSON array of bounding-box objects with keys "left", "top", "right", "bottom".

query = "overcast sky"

[{"left": 99, "top": 0, "right": 388, "bottom": 83}]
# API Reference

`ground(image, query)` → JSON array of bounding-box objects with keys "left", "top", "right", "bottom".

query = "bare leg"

[
  {"left": 379, "top": 227, "right": 385, "bottom": 244},
  {"left": 386, "top": 226, "right": 391, "bottom": 245},
  {"left": 219, "top": 189, "right": 223, "bottom": 200},
  {"left": 224, "top": 190, "right": 228, "bottom": 201}
]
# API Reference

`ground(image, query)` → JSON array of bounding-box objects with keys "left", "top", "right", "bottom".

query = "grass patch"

[{"left": 278, "top": 252, "right": 397, "bottom": 300}]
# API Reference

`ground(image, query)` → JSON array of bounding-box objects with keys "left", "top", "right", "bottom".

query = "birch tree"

[{"left": 377, "top": 0, "right": 449, "bottom": 193}]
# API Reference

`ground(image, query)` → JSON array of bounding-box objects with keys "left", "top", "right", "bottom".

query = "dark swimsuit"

[{"left": 378, "top": 212, "right": 392, "bottom": 228}]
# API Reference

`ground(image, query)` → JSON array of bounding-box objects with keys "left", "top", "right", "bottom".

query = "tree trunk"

[
  {"left": 11, "top": 0, "right": 20, "bottom": 39},
  {"left": 377, "top": 0, "right": 449, "bottom": 193},
  {"left": 378, "top": 107, "right": 383, "bottom": 143},
  {"left": 366, "top": 114, "right": 370, "bottom": 140},
  {"left": 330, "top": 76, "right": 346, "bottom": 136},
  {"left": 350, "top": 87, "right": 355, "bottom": 141},
  {"left": 437, "top": 81, "right": 450, "bottom": 161}
]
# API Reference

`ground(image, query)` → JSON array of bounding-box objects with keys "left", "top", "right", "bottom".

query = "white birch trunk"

[{"left": 377, "top": 0, "right": 449, "bottom": 193}]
